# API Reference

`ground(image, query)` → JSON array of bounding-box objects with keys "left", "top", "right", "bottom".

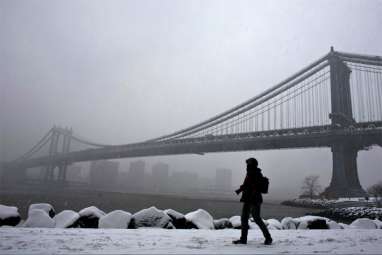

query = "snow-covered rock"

[
  {"left": 213, "top": 218, "right": 232, "bottom": 229},
  {"left": 24, "top": 209, "right": 55, "bottom": 228},
  {"left": 164, "top": 209, "right": 186, "bottom": 229},
  {"left": 229, "top": 216, "right": 241, "bottom": 229},
  {"left": 350, "top": 218, "right": 377, "bottom": 229},
  {"left": 0, "top": 205, "right": 21, "bottom": 227},
  {"left": 281, "top": 217, "right": 297, "bottom": 229},
  {"left": 132, "top": 207, "right": 173, "bottom": 229},
  {"left": 373, "top": 219, "right": 382, "bottom": 229},
  {"left": 327, "top": 221, "right": 342, "bottom": 229},
  {"left": 99, "top": 210, "right": 132, "bottom": 229},
  {"left": 339, "top": 223, "right": 350, "bottom": 229},
  {"left": 53, "top": 210, "right": 80, "bottom": 228},
  {"left": 29, "top": 203, "right": 55, "bottom": 218},
  {"left": 185, "top": 209, "right": 214, "bottom": 230},
  {"left": 266, "top": 219, "right": 282, "bottom": 230},
  {"left": 294, "top": 216, "right": 329, "bottom": 229},
  {"left": 78, "top": 206, "right": 106, "bottom": 228}
]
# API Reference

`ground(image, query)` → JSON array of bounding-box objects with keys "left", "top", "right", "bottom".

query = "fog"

[{"left": 1, "top": 0, "right": 381, "bottom": 200}]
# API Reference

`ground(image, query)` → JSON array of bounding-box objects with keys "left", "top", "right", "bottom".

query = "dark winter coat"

[{"left": 238, "top": 167, "right": 263, "bottom": 204}]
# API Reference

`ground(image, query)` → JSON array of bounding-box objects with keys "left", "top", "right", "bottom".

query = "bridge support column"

[{"left": 323, "top": 142, "right": 367, "bottom": 198}]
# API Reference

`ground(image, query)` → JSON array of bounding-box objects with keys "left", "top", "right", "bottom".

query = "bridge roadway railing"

[{"left": 6, "top": 121, "right": 382, "bottom": 170}]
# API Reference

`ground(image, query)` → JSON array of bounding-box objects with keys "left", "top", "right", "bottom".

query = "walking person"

[{"left": 233, "top": 158, "right": 272, "bottom": 245}]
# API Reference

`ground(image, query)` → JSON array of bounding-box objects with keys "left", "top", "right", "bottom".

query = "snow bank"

[
  {"left": 294, "top": 216, "right": 330, "bottom": 229},
  {"left": 29, "top": 203, "right": 55, "bottom": 218},
  {"left": 327, "top": 221, "right": 342, "bottom": 229},
  {"left": 185, "top": 209, "right": 214, "bottom": 229},
  {"left": 0, "top": 205, "right": 21, "bottom": 227},
  {"left": 164, "top": 209, "right": 186, "bottom": 229},
  {"left": 99, "top": 210, "right": 132, "bottom": 229},
  {"left": 133, "top": 207, "right": 173, "bottom": 229},
  {"left": 53, "top": 210, "right": 80, "bottom": 228},
  {"left": 350, "top": 218, "right": 377, "bottom": 229},
  {"left": 24, "top": 209, "right": 55, "bottom": 228}
]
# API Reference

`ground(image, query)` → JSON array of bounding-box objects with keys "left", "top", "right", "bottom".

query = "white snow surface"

[
  {"left": 78, "top": 206, "right": 105, "bottom": 218},
  {"left": 133, "top": 207, "right": 172, "bottom": 228},
  {"left": 23, "top": 209, "right": 55, "bottom": 228},
  {"left": 1, "top": 228, "right": 381, "bottom": 254},
  {"left": 266, "top": 219, "right": 282, "bottom": 230},
  {"left": 280, "top": 217, "right": 297, "bottom": 230},
  {"left": 53, "top": 210, "right": 80, "bottom": 228},
  {"left": 0, "top": 205, "right": 19, "bottom": 220},
  {"left": 185, "top": 209, "right": 214, "bottom": 230},
  {"left": 99, "top": 210, "right": 132, "bottom": 229},
  {"left": 350, "top": 218, "right": 377, "bottom": 229},
  {"left": 28, "top": 203, "right": 54, "bottom": 216}
]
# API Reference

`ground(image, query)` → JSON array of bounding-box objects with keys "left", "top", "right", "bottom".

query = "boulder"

[
  {"left": 132, "top": 207, "right": 174, "bottom": 229},
  {"left": 307, "top": 219, "right": 328, "bottom": 229},
  {"left": 24, "top": 209, "right": 55, "bottom": 228},
  {"left": 0, "top": 204, "right": 21, "bottom": 227},
  {"left": 53, "top": 210, "right": 80, "bottom": 228},
  {"left": 281, "top": 217, "right": 297, "bottom": 229},
  {"left": 229, "top": 216, "right": 241, "bottom": 229},
  {"left": 29, "top": 203, "right": 55, "bottom": 218},
  {"left": 99, "top": 210, "right": 132, "bottom": 229},
  {"left": 78, "top": 206, "right": 105, "bottom": 228},
  {"left": 327, "top": 221, "right": 342, "bottom": 229},
  {"left": 164, "top": 209, "right": 186, "bottom": 229},
  {"left": 373, "top": 219, "right": 382, "bottom": 229},
  {"left": 213, "top": 218, "right": 232, "bottom": 229},
  {"left": 294, "top": 216, "right": 329, "bottom": 229},
  {"left": 266, "top": 219, "right": 282, "bottom": 230},
  {"left": 350, "top": 218, "right": 377, "bottom": 229},
  {"left": 185, "top": 209, "right": 214, "bottom": 229}
]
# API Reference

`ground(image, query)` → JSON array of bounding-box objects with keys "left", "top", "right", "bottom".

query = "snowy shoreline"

[{"left": 1, "top": 228, "right": 381, "bottom": 254}]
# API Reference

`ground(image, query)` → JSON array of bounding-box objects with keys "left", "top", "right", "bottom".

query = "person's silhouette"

[{"left": 233, "top": 158, "right": 272, "bottom": 245}]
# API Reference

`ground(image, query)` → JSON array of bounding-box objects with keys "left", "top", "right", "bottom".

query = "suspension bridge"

[{"left": 2, "top": 47, "right": 382, "bottom": 197}]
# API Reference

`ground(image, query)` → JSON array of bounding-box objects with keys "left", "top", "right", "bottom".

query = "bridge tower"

[
  {"left": 323, "top": 47, "right": 367, "bottom": 198},
  {"left": 43, "top": 127, "right": 72, "bottom": 184}
]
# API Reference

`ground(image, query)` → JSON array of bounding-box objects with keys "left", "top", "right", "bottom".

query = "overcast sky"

[{"left": 1, "top": 0, "right": 381, "bottom": 199}]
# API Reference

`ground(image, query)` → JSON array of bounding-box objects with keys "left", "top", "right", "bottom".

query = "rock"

[
  {"left": 29, "top": 203, "right": 55, "bottom": 218},
  {"left": 99, "top": 210, "right": 132, "bottom": 229},
  {"left": 327, "top": 221, "right": 342, "bottom": 229},
  {"left": 307, "top": 219, "right": 328, "bottom": 229},
  {"left": 0, "top": 204, "right": 21, "bottom": 227},
  {"left": 229, "top": 216, "right": 242, "bottom": 229},
  {"left": 266, "top": 219, "right": 282, "bottom": 230},
  {"left": 78, "top": 206, "right": 106, "bottom": 228},
  {"left": 294, "top": 216, "right": 329, "bottom": 229},
  {"left": 350, "top": 218, "right": 377, "bottom": 229},
  {"left": 281, "top": 217, "right": 297, "bottom": 229},
  {"left": 132, "top": 207, "right": 173, "bottom": 229},
  {"left": 185, "top": 209, "right": 214, "bottom": 230},
  {"left": 53, "top": 210, "right": 80, "bottom": 228},
  {"left": 213, "top": 218, "right": 232, "bottom": 229},
  {"left": 24, "top": 209, "right": 55, "bottom": 228},
  {"left": 164, "top": 209, "right": 186, "bottom": 229},
  {"left": 373, "top": 219, "right": 382, "bottom": 229}
]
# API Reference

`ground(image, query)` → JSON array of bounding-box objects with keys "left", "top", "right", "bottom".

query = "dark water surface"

[{"left": 0, "top": 189, "right": 320, "bottom": 220}]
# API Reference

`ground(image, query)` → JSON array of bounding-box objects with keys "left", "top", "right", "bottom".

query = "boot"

[
  {"left": 232, "top": 238, "right": 247, "bottom": 244},
  {"left": 264, "top": 237, "right": 272, "bottom": 245},
  {"left": 233, "top": 227, "right": 248, "bottom": 244}
]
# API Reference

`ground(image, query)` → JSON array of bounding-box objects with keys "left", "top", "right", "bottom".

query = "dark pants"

[{"left": 240, "top": 202, "right": 271, "bottom": 241}]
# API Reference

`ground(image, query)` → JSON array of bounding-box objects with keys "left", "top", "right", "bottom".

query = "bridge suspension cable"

[{"left": 13, "top": 128, "right": 53, "bottom": 161}]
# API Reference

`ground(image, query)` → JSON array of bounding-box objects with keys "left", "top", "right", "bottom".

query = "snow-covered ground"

[{"left": 0, "top": 228, "right": 381, "bottom": 254}]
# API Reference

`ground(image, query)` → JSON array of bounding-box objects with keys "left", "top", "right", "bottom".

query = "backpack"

[{"left": 259, "top": 176, "right": 269, "bottom": 194}]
